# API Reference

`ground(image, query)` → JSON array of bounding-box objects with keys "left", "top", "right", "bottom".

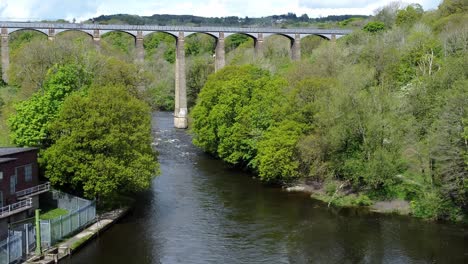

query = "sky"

[{"left": 0, "top": 0, "right": 442, "bottom": 22}]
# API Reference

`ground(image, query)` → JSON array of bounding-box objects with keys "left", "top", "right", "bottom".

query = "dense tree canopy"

[
  {"left": 42, "top": 85, "right": 158, "bottom": 199},
  {"left": 191, "top": 0, "right": 468, "bottom": 221},
  {"left": 8, "top": 64, "right": 91, "bottom": 147}
]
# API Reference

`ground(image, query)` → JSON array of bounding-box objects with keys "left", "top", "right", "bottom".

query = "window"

[
  {"left": 0, "top": 171, "right": 3, "bottom": 181},
  {"left": 25, "top": 164, "right": 32, "bottom": 182},
  {"left": 0, "top": 191, "right": 3, "bottom": 207},
  {"left": 10, "top": 175, "right": 16, "bottom": 195}
]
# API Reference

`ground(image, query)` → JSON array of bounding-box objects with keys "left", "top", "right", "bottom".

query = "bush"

[
  {"left": 352, "top": 194, "right": 373, "bottom": 206},
  {"left": 325, "top": 181, "right": 337, "bottom": 196},
  {"left": 410, "top": 190, "right": 445, "bottom": 220},
  {"left": 363, "top": 21, "right": 386, "bottom": 33}
]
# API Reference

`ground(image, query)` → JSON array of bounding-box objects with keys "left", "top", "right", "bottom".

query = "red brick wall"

[{"left": 0, "top": 150, "right": 39, "bottom": 206}]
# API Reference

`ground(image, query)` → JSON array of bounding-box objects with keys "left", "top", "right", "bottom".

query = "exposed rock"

[{"left": 370, "top": 200, "right": 411, "bottom": 215}]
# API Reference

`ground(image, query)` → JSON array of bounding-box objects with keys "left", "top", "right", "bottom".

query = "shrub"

[
  {"left": 410, "top": 190, "right": 445, "bottom": 220},
  {"left": 363, "top": 21, "right": 386, "bottom": 33},
  {"left": 352, "top": 194, "right": 373, "bottom": 206}
]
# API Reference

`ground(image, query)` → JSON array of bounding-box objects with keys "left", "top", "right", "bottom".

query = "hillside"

[{"left": 87, "top": 13, "right": 369, "bottom": 29}]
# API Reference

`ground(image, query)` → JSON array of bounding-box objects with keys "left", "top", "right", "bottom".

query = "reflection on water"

[{"left": 65, "top": 112, "right": 468, "bottom": 264}]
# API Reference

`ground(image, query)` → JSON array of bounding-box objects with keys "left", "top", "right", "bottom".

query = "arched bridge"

[{"left": 0, "top": 22, "right": 352, "bottom": 128}]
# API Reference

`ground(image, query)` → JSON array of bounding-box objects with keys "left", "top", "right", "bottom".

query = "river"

[{"left": 64, "top": 112, "right": 468, "bottom": 264}]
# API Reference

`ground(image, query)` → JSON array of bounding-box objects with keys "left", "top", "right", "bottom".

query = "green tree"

[
  {"left": 42, "top": 85, "right": 158, "bottom": 200},
  {"left": 438, "top": 0, "right": 468, "bottom": 16},
  {"left": 363, "top": 21, "right": 386, "bottom": 33},
  {"left": 191, "top": 65, "right": 290, "bottom": 171},
  {"left": 185, "top": 33, "right": 215, "bottom": 56},
  {"left": 191, "top": 65, "right": 271, "bottom": 155},
  {"left": 186, "top": 55, "right": 214, "bottom": 108},
  {"left": 101, "top": 31, "right": 135, "bottom": 55},
  {"left": 256, "top": 120, "right": 305, "bottom": 183},
  {"left": 144, "top": 33, "right": 176, "bottom": 63},
  {"left": 225, "top": 34, "right": 251, "bottom": 53},
  {"left": 396, "top": 4, "right": 424, "bottom": 27},
  {"left": 8, "top": 64, "right": 91, "bottom": 147},
  {"left": 429, "top": 80, "right": 467, "bottom": 211},
  {"left": 374, "top": 2, "right": 401, "bottom": 27}
]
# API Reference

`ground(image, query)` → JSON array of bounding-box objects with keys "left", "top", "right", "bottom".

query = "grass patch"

[
  {"left": 40, "top": 208, "right": 69, "bottom": 220},
  {"left": 310, "top": 192, "right": 373, "bottom": 207},
  {"left": 70, "top": 234, "right": 93, "bottom": 250}
]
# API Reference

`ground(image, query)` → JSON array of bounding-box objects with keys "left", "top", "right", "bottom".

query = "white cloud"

[
  {"left": 299, "top": 0, "right": 377, "bottom": 9},
  {"left": 0, "top": 0, "right": 442, "bottom": 22}
]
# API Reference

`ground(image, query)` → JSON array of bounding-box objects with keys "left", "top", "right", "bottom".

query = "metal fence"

[
  {"left": 0, "top": 224, "right": 37, "bottom": 264},
  {"left": 51, "top": 190, "right": 90, "bottom": 212},
  {"left": 0, "top": 198, "right": 32, "bottom": 218},
  {"left": 0, "top": 231, "right": 23, "bottom": 264},
  {"left": 40, "top": 192, "right": 96, "bottom": 248},
  {"left": 16, "top": 182, "right": 50, "bottom": 198}
]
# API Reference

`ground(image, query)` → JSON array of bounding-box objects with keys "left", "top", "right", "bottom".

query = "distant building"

[{"left": 0, "top": 148, "right": 49, "bottom": 239}]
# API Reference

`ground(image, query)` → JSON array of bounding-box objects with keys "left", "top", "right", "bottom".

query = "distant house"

[{"left": 0, "top": 148, "right": 49, "bottom": 239}]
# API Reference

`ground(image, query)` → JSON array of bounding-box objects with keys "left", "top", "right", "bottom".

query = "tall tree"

[
  {"left": 42, "top": 85, "right": 158, "bottom": 200},
  {"left": 8, "top": 63, "right": 91, "bottom": 148}
]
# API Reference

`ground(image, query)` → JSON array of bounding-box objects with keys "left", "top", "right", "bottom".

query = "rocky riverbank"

[{"left": 285, "top": 182, "right": 411, "bottom": 215}]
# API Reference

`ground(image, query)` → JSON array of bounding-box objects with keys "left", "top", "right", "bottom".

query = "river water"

[{"left": 65, "top": 112, "right": 468, "bottom": 264}]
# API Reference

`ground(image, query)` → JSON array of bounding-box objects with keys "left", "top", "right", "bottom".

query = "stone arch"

[
  {"left": 186, "top": 31, "right": 218, "bottom": 40},
  {"left": 224, "top": 33, "right": 256, "bottom": 52},
  {"left": 271, "top": 33, "right": 295, "bottom": 42},
  {"left": 7, "top": 28, "right": 48, "bottom": 38},
  {"left": 143, "top": 31, "right": 178, "bottom": 40},
  {"left": 183, "top": 32, "right": 217, "bottom": 56},
  {"left": 315, "top": 34, "right": 333, "bottom": 40},
  {"left": 262, "top": 33, "right": 293, "bottom": 58},
  {"left": 54, "top": 29, "right": 94, "bottom": 41},
  {"left": 100, "top": 30, "right": 138, "bottom": 55},
  {"left": 101, "top": 30, "right": 137, "bottom": 42},
  {"left": 300, "top": 34, "right": 328, "bottom": 57},
  {"left": 233, "top": 32, "right": 257, "bottom": 40},
  {"left": 264, "top": 33, "right": 296, "bottom": 48},
  {"left": 142, "top": 31, "right": 177, "bottom": 62}
]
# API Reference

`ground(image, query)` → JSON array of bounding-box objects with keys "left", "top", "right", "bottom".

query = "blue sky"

[{"left": 0, "top": 0, "right": 441, "bottom": 22}]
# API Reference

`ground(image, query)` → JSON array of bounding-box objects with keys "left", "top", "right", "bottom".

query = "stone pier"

[
  {"left": 215, "top": 32, "right": 225, "bottom": 72},
  {"left": 1, "top": 28, "right": 8, "bottom": 83},
  {"left": 291, "top": 34, "right": 301, "bottom": 61},
  {"left": 48, "top": 28, "right": 55, "bottom": 41},
  {"left": 254, "top": 33, "right": 264, "bottom": 58},
  {"left": 136, "top": 31, "right": 144, "bottom": 63},
  {"left": 93, "top": 29, "right": 101, "bottom": 50},
  {"left": 174, "top": 32, "right": 188, "bottom": 129}
]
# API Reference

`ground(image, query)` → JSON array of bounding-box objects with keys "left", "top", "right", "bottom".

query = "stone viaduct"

[{"left": 0, "top": 22, "right": 352, "bottom": 128}]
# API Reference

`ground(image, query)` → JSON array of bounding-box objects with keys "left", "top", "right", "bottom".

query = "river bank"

[
  {"left": 25, "top": 207, "right": 130, "bottom": 264},
  {"left": 285, "top": 182, "right": 412, "bottom": 215}
]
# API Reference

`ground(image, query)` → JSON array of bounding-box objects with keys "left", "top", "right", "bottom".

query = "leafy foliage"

[
  {"left": 191, "top": 65, "right": 291, "bottom": 179},
  {"left": 256, "top": 120, "right": 305, "bottom": 183},
  {"left": 8, "top": 64, "right": 91, "bottom": 147},
  {"left": 396, "top": 4, "right": 424, "bottom": 27},
  {"left": 363, "top": 21, "right": 386, "bottom": 33},
  {"left": 190, "top": 0, "right": 468, "bottom": 221},
  {"left": 42, "top": 85, "right": 158, "bottom": 199}
]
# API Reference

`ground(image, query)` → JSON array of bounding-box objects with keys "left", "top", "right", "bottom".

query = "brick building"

[{"left": 0, "top": 148, "right": 49, "bottom": 239}]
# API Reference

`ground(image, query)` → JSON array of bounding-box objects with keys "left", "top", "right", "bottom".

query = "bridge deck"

[{"left": 0, "top": 22, "right": 352, "bottom": 35}]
